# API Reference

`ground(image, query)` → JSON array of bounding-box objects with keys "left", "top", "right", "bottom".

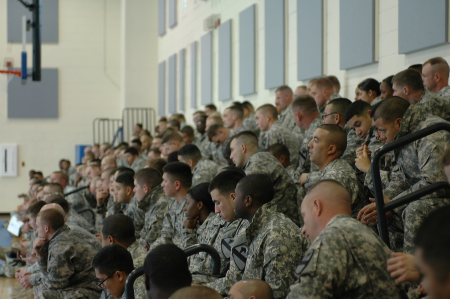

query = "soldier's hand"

[
  {"left": 33, "top": 237, "right": 46, "bottom": 258},
  {"left": 357, "top": 203, "right": 377, "bottom": 225},
  {"left": 387, "top": 252, "right": 420, "bottom": 284},
  {"left": 15, "top": 267, "right": 27, "bottom": 280},
  {"left": 19, "top": 273, "right": 32, "bottom": 289},
  {"left": 299, "top": 173, "right": 309, "bottom": 187},
  {"left": 417, "top": 284, "right": 427, "bottom": 296},
  {"left": 355, "top": 143, "right": 365, "bottom": 157},
  {"left": 355, "top": 144, "right": 371, "bottom": 173},
  {"left": 184, "top": 217, "right": 199, "bottom": 229},
  {"left": 144, "top": 245, "right": 149, "bottom": 251},
  {"left": 96, "top": 189, "right": 109, "bottom": 206}
]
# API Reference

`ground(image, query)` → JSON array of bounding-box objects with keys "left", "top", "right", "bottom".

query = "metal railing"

[
  {"left": 122, "top": 108, "right": 156, "bottom": 142},
  {"left": 372, "top": 122, "right": 450, "bottom": 247},
  {"left": 92, "top": 118, "right": 123, "bottom": 146}
]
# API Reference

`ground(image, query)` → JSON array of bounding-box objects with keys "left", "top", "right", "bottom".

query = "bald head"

[
  {"left": 228, "top": 279, "right": 274, "bottom": 299},
  {"left": 41, "top": 203, "right": 67, "bottom": 218},
  {"left": 171, "top": 286, "right": 222, "bottom": 299}
]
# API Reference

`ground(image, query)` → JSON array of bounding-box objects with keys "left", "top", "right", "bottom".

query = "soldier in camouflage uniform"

[
  {"left": 223, "top": 105, "right": 251, "bottom": 137},
  {"left": 256, "top": 104, "right": 301, "bottom": 167},
  {"left": 178, "top": 144, "right": 220, "bottom": 186},
  {"left": 268, "top": 143, "right": 297, "bottom": 182},
  {"left": 150, "top": 162, "right": 197, "bottom": 250},
  {"left": 287, "top": 180, "right": 405, "bottom": 299},
  {"left": 207, "top": 174, "right": 308, "bottom": 299},
  {"left": 133, "top": 168, "right": 172, "bottom": 250},
  {"left": 190, "top": 171, "right": 248, "bottom": 285},
  {"left": 31, "top": 209, "right": 101, "bottom": 298},
  {"left": 229, "top": 131, "right": 300, "bottom": 226},
  {"left": 358, "top": 98, "right": 450, "bottom": 254},
  {"left": 308, "top": 78, "right": 341, "bottom": 114},
  {"left": 123, "top": 147, "right": 147, "bottom": 173},
  {"left": 422, "top": 57, "right": 450, "bottom": 101},
  {"left": 194, "top": 114, "right": 214, "bottom": 160},
  {"left": 274, "top": 85, "right": 304, "bottom": 141}
]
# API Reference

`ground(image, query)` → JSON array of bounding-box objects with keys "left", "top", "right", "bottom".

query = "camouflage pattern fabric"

[
  {"left": 192, "top": 158, "right": 220, "bottom": 186},
  {"left": 124, "top": 196, "right": 145, "bottom": 239},
  {"left": 418, "top": 89, "right": 450, "bottom": 121},
  {"left": 437, "top": 85, "right": 450, "bottom": 100}
]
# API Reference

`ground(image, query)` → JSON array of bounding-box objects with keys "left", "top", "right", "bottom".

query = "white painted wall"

[{"left": 158, "top": 0, "right": 450, "bottom": 124}]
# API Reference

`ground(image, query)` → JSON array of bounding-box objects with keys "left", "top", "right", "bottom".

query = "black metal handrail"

[
  {"left": 125, "top": 267, "right": 144, "bottom": 299},
  {"left": 63, "top": 185, "right": 89, "bottom": 197},
  {"left": 371, "top": 122, "right": 450, "bottom": 247}
]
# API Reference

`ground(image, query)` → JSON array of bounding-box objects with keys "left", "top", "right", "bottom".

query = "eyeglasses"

[
  {"left": 374, "top": 126, "right": 387, "bottom": 135},
  {"left": 98, "top": 272, "right": 115, "bottom": 289},
  {"left": 321, "top": 112, "right": 337, "bottom": 120}
]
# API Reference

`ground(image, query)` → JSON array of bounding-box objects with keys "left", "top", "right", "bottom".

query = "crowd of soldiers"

[{"left": 2, "top": 56, "right": 450, "bottom": 299}]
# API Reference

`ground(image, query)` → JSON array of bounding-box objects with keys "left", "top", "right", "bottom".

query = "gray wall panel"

[
  {"left": 158, "top": 0, "right": 166, "bottom": 36},
  {"left": 8, "top": 68, "right": 58, "bottom": 118},
  {"left": 168, "top": 0, "right": 177, "bottom": 28},
  {"left": 297, "top": 0, "right": 323, "bottom": 80},
  {"left": 168, "top": 54, "right": 177, "bottom": 114},
  {"left": 8, "top": 0, "right": 59, "bottom": 43},
  {"left": 239, "top": 4, "right": 256, "bottom": 95},
  {"left": 218, "top": 20, "right": 232, "bottom": 101},
  {"left": 191, "top": 42, "right": 197, "bottom": 108},
  {"left": 179, "top": 48, "right": 185, "bottom": 111},
  {"left": 399, "top": 0, "right": 448, "bottom": 54},
  {"left": 264, "top": 0, "right": 285, "bottom": 89},
  {"left": 201, "top": 31, "right": 213, "bottom": 105},
  {"left": 340, "top": 0, "right": 376, "bottom": 70},
  {"left": 158, "top": 61, "right": 166, "bottom": 116}
]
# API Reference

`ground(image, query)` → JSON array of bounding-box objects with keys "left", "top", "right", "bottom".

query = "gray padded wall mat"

[
  {"left": 168, "top": 54, "right": 177, "bottom": 114},
  {"left": 239, "top": 4, "right": 256, "bottom": 95},
  {"left": 158, "top": 0, "right": 166, "bottom": 36},
  {"left": 168, "top": 0, "right": 177, "bottom": 28},
  {"left": 218, "top": 20, "right": 232, "bottom": 101},
  {"left": 158, "top": 61, "right": 166, "bottom": 116},
  {"left": 191, "top": 42, "right": 197, "bottom": 108},
  {"left": 179, "top": 48, "right": 185, "bottom": 111},
  {"left": 201, "top": 31, "right": 213, "bottom": 105}
]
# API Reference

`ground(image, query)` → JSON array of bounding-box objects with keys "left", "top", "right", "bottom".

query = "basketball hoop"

[{"left": 0, "top": 70, "right": 21, "bottom": 96}]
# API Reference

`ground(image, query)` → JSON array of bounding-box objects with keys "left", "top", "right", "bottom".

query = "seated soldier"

[
  {"left": 298, "top": 125, "right": 366, "bottom": 217},
  {"left": 294, "top": 85, "right": 307, "bottom": 98},
  {"left": 144, "top": 158, "right": 167, "bottom": 174},
  {"left": 228, "top": 279, "right": 274, "bottom": 299},
  {"left": 178, "top": 144, "right": 220, "bottom": 186},
  {"left": 223, "top": 105, "right": 249, "bottom": 136},
  {"left": 93, "top": 244, "right": 146, "bottom": 299},
  {"left": 207, "top": 124, "right": 231, "bottom": 146},
  {"left": 356, "top": 78, "right": 382, "bottom": 106},
  {"left": 50, "top": 171, "right": 90, "bottom": 212},
  {"left": 100, "top": 156, "right": 117, "bottom": 172},
  {"left": 183, "top": 183, "right": 215, "bottom": 231},
  {"left": 151, "top": 136, "right": 163, "bottom": 151},
  {"left": 205, "top": 104, "right": 217, "bottom": 116},
  {"left": 393, "top": 68, "right": 450, "bottom": 121},
  {"left": 144, "top": 244, "right": 192, "bottom": 299},
  {"left": 101, "top": 214, "right": 147, "bottom": 267},
  {"left": 327, "top": 75, "right": 341, "bottom": 95},
  {"left": 206, "top": 115, "right": 229, "bottom": 166},
  {"left": 124, "top": 147, "right": 146, "bottom": 172},
  {"left": 255, "top": 104, "right": 301, "bottom": 167},
  {"left": 42, "top": 183, "right": 64, "bottom": 201},
  {"left": 229, "top": 131, "right": 300, "bottom": 226},
  {"left": 422, "top": 57, "right": 450, "bottom": 100},
  {"left": 193, "top": 114, "right": 213, "bottom": 160},
  {"left": 95, "top": 167, "right": 121, "bottom": 229},
  {"left": 149, "top": 162, "right": 197, "bottom": 250},
  {"left": 140, "top": 135, "right": 152, "bottom": 158},
  {"left": 189, "top": 171, "right": 247, "bottom": 285},
  {"left": 171, "top": 286, "right": 222, "bottom": 299},
  {"left": 31, "top": 209, "right": 101, "bottom": 298},
  {"left": 309, "top": 77, "right": 340, "bottom": 114},
  {"left": 133, "top": 168, "right": 171, "bottom": 251},
  {"left": 268, "top": 143, "right": 296, "bottom": 180},
  {"left": 180, "top": 125, "right": 197, "bottom": 144},
  {"left": 147, "top": 148, "right": 161, "bottom": 159},
  {"left": 380, "top": 76, "right": 394, "bottom": 99},
  {"left": 239, "top": 101, "right": 260, "bottom": 137},
  {"left": 358, "top": 97, "right": 450, "bottom": 254},
  {"left": 274, "top": 85, "right": 297, "bottom": 133},
  {"left": 160, "top": 131, "right": 185, "bottom": 158},
  {"left": 287, "top": 180, "right": 405, "bottom": 298},
  {"left": 206, "top": 174, "right": 307, "bottom": 299},
  {"left": 114, "top": 170, "right": 145, "bottom": 239}
]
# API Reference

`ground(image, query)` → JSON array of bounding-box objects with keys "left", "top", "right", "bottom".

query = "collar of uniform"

[
  {"left": 47, "top": 224, "right": 70, "bottom": 245},
  {"left": 127, "top": 240, "right": 139, "bottom": 253},
  {"left": 343, "top": 124, "right": 350, "bottom": 135},
  {"left": 243, "top": 149, "right": 267, "bottom": 170},
  {"left": 438, "top": 85, "right": 450, "bottom": 95},
  {"left": 308, "top": 116, "right": 322, "bottom": 132},
  {"left": 246, "top": 203, "right": 276, "bottom": 243},
  {"left": 395, "top": 102, "right": 425, "bottom": 141},
  {"left": 174, "top": 196, "right": 187, "bottom": 214},
  {"left": 270, "top": 120, "right": 282, "bottom": 131},
  {"left": 323, "top": 158, "right": 339, "bottom": 173},
  {"left": 192, "top": 157, "right": 206, "bottom": 172},
  {"left": 138, "top": 185, "right": 163, "bottom": 211},
  {"left": 280, "top": 104, "right": 293, "bottom": 118},
  {"left": 324, "top": 214, "right": 352, "bottom": 229},
  {"left": 365, "top": 126, "right": 376, "bottom": 144}
]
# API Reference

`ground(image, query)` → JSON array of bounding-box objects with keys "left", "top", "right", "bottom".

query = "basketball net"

[{"left": 0, "top": 70, "right": 21, "bottom": 96}]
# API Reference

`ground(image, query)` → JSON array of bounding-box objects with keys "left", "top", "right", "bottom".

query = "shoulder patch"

[
  {"left": 221, "top": 237, "right": 234, "bottom": 259},
  {"left": 232, "top": 244, "right": 248, "bottom": 272},
  {"left": 295, "top": 249, "right": 314, "bottom": 275}
]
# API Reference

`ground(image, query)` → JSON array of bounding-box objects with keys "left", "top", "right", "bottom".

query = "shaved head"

[
  {"left": 41, "top": 203, "right": 66, "bottom": 217},
  {"left": 306, "top": 179, "right": 351, "bottom": 210},
  {"left": 228, "top": 279, "right": 274, "bottom": 299},
  {"left": 170, "top": 286, "right": 222, "bottom": 299}
]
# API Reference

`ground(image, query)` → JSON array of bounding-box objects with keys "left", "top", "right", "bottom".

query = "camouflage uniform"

[
  {"left": 124, "top": 155, "right": 147, "bottom": 173},
  {"left": 287, "top": 215, "right": 406, "bottom": 299},
  {"left": 30, "top": 225, "right": 102, "bottom": 299},
  {"left": 259, "top": 121, "right": 302, "bottom": 167},
  {"left": 138, "top": 185, "right": 172, "bottom": 249},
  {"left": 192, "top": 158, "right": 220, "bottom": 186},
  {"left": 65, "top": 221, "right": 102, "bottom": 252},
  {"left": 64, "top": 185, "right": 90, "bottom": 212},
  {"left": 95, "top": 195, "right": 122, "bottom": 230},
  {"left": 285, "top": 165, "right": 296, "bottom": 182},
  {"left": 417, "top": 89, "right": 450, "bottom": 121},
  {"left": 437, "top": 85, "right": 450, "bottom": 100},
  {"left": 190, "top": 213, "right": 248, "bottom": 284},
  {"left": 207, "top": 204, "right": 308, "bottom": 299},
  {"left": 243, "top": 150, "right": 300, "bottom": 226},
  {"left": 211, "top": 143, "right": 228, "bottom": 167},
  {"left": 243, "top": 113, "right": 261, "bottom": 136},
  {"left": 67, "top": 209, "right": 96, "bottom": 234},
  {"left": 342, "top": 125, "right": 365, "bottom": 168},
  {"left": 382, "top": 103, "right": 450, "bottom": 254},
  {"left": 279, "top": 104, "right": 304, "bottom": 141},
  {"left": 304, "top": 159, "right": 367, "bottom": 217},
  {"left": 149, "top": 196, "right": 197, "bottom": 250},
  {"left": 321, "top": 93, "right": 342, "bottom": 114},
  {"left": 124, "top": 196, "right": 145, "bottom": 239},
  {"left": 195, "top": 132, "right": 213, "bottom": 160},
  {"left": 371, "top": 95, "right": 383, "bottom": 106}
]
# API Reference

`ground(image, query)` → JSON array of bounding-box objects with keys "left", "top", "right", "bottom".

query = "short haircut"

[
  {"left": 275, "top": 85, "right": 293, "bottom": 96},
  {"left": 162, "top": 131, "right": 183, "bottom": 144},
  {"left": 230, "top": 131, "right": 258, "bottom": 149},
  {"left": 134, "top": 168, "right": 163, "bottom": 188},
  {"left": 382, "top": 75, "right": 394, "bottom": 89},
  {"left": 241, "top": 101, "right": 254, "bottom": 111},
  {"left": 162, "top": 162, "right": 192, "bottom": 188},
  {"left": 92, "top": 244, "right": 134, "bottom": 275},
  {"left": 317, "top": 124, "right": 347, "bottom": 156},
  {"left": 358, "top": 78, "right": 381, "bottom": 96},
  {"left": 206, "top": 113, "right": 224, "bottom": 126},
  {"left": 115, "top": 172, "right": 135, "bottom": 188},
  {"left": 47, "top": 196, "right": 70, "bottom": 213},
  {"left": 373, "top": 96, "right": 410, "bottom": 123},
  {"left": 88, "top": 159, "right": 102, "bottom": 167},
  {"left": 178, "top": 144, "right": 202, "bottom": 162},
  {"left": 26, "top": 200, "right": 46, "bottom": 218},
  {"left": 256, "top": 104, "right": 278, "bottom": 119},
  {"left": 207, "top": 124, "right": 222, "bottom": 140},
  {"left": 209, "top": 170, "right": 246, "bottom": 197},
  {"left": 292, "top": 95, "right": 319, "bottom": 114},
  {"left": 218, "top": 166, "right": 246, "bottom": 176},
  {"left": 180, "top": 125, "right": 195, "bottom": 137},
  {"left": 326, "top": 98, "right": 352, "bottom": 117},
  {"left": 103, "top": 167, "right": 118, "bottom": 178},
  {"left": 205, "top": 104, "right": 217, "bottom": 111},
  {"left": 442, "top": 143, "right": 450, "bottom": 166},
  {"left": 423, "top": 57, "right": 450, "bottom": 78},
  {"left": 345, "top": 100, "right": 372, "bottom": 122},
  {"left": 46, "top": 183, "right": 64, "bottom": 195},
  {"left": 37, "top": 208, "right": 65, "bottom": 231},
  {"left": 167, "top": 151, "right": 179, "bottom": 163},
  {"left": 408, "top": 64, "right": 423, "bottom": 73},
  {"left": 131, "top": 139, "right": 142, "bottom": 147},
  {"left": 124, "top": 147, "right": 139, "bottom": 156},
  {"left": 102, "top": 214, "right": 136, "bottom": 246},
  {"left": 136, "top": 123, "right": 143, "bottom": 129},
  {"left": 369, "top": 99, "right": 384, "bottom": 118},
  {"left": 311, "top": 77, "right": 333, "bottom": 90},
  {"left": 327, "top": 75, "right": 340, "bottom": 91},
  {"left": 414, "top": 206, "right": 450, "bottom": 283},
  {"left": 187, "top": 183, "right": 215, "bottom": 213},
  {"left": 149, "top": 148, "right": 161, "bottom": 155},
  {"left": 228, "top": 105, "right": 244, "bottom": 120},
  {"left": 52, "top": 171, "right": 68, "bottom": 182},
  {"left": 268, "top": 143, "right": 290, "bottom": 160},
  {"left": 169, "top": 119, "right": 181, "bottom": 129},
  {"left": 237, "top": 174, "right": 274, "bottom": 205},
  {"left": 144, "top": 244, "right": 192, "bottom": 292},
  {"left": 145, "top": 158, "right": 167, "bottom": 174},
  {"left": 116, "top": 166, "right": 135, "bottom": 176},
  {"left": 393, "top": 69, "right": 425, "bottom": 92}
]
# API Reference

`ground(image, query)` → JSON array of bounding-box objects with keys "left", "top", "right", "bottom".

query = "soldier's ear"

[
  {"left": 394, "top": 118, "right": 402, "bottom": 130},
  {"left": 143, "top": 184, "right": 150, "bottom": 193},
  {"left": 313, "top": 199, "right": 322, "bottom": 216},
  {"left": 240, "top": 143, "right": 247, "bottom": 154},
  {"left": 403, "top": 86, "right": 410, "bottom": 95},
  {"left": 245, "top": 195, "right": 253, "bottom": 207},
  {"left": 188, "top": 159, "right": 194, "bottom": 169},
  {"left": 197, "top": 201, "right": 204, "bottom": 210},
  {"left": 328, "top": 145, "right": 337, "bottom": 155}
]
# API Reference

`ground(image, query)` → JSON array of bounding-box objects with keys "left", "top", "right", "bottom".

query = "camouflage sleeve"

[
  {"left": 364, "top": 169, "right": 391, "bottom": 193},
  {"left": 38, "top": 245, "right": 76, "bottom": 289},
  {"left": 139, "top": 200, "right": 169, "bottom": 248},
  {"left": 134, "top": 276, "right": 147, "bottom": 299},
  {"left": 29, "top": 272, "right": 42, "bottom": 286},
  {"left": 205, "top": 251, "right": 243, "bottom": 296},
  {"left": 305, "top": 171, "right": 322, "bottom": 189},
  {"left": 132, "top": 206, "right": 146, "bottom": 240},
  {"left": 149, "top": 210, "right": 175, "bottom": 250}
]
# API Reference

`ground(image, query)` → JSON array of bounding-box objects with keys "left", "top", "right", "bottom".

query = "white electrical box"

[{"left": 0, "top": 144, "right": 18, "bottom": 177}]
